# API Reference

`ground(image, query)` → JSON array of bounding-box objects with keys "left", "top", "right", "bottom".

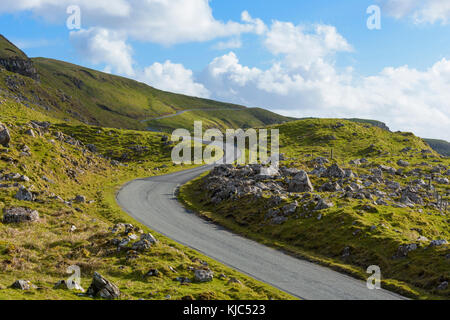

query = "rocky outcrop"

[{"left": 0, "top": 57, "right": 39, "bottom": 80}]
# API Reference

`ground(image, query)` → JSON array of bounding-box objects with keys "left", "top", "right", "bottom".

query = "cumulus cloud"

[
  {"left": 199, "top": 21, "right": 450, "bottom": 140},
  {"left": 0, "top": 0, "right": 265, "bottom": 45},
  {"left": 70, "top": 28, "right": 134, "bottom": 76},
  {"left": 140, "top": 61, "right": 210, "bottom": 98},
  {"left": 265, "top": 22, "right": 352, "bottom": 69},
  {"left": 381, "top": 0, "right": 450, "bottom": 24}
]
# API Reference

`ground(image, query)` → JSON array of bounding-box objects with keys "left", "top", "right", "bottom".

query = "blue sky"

[{"left": 1, "top": 0, "right": 449, "bottom": 140}]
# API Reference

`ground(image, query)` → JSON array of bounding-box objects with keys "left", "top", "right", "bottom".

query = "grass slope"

[
  {"left": 0, "top": 35, "right": 28, "bottom": 59},
  {"left": 145, "top": 107, "right": 291, "bottom": 132},
  {"left": 0, "top": 87, "right": 292, "bottom": 300},
  {"left": 180, "top": 119, "right": 450, "bottom": 299},
  {"left": 0, "top": 34, "right": 291, "bottom": 133},
  {"left": 424, "top": 139, "right": 450, "bottom": 157}
]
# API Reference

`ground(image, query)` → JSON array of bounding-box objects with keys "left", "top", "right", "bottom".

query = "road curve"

[{"left": 116, "top": 162, "right": 406, "bottom": 300}]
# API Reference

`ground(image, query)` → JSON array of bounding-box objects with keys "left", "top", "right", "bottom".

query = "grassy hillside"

[
  {"left": 145, "top": 107, "right": 291, "bottom": 132},
  {"left": 181, "top": 119, "right": 450, "bottom": 299},
  {"left": 0, "top": 34, "right": 291, "bottom": 133},
  {"left": 0, "top": 85, "right": 292, "bottom": 300},
  {"left": 0, "top": 35, "right": 28, "bottom": 59},
  {"left": 424, "top": 139, "right": 450, "bottom": 157}
]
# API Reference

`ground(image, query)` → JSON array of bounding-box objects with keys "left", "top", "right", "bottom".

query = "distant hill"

[
  {"left": 423, "top": 138, "right": 450, "bottom": 156},
  {"left": 0, "top": 35, "right": 292, "bottom": 131},
  {"left": 345, "top": 118, "right": 390, "bottom": 131}
]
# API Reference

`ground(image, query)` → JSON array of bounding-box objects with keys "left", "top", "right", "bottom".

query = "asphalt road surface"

[{"left": 116, "top": 140, "right": 406, "bottom": 300}]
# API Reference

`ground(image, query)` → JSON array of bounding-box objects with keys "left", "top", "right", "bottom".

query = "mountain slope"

[
  {"left": 424, "top": 139, "right": 450, "bottom": 157},
  {"left": 0, "top": 34, "right": 291, "bottom": 132}
]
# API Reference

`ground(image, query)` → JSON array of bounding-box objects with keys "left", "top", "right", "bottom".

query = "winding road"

[{"left": 116, "top": 139, "right": 406, "bottom": 300}]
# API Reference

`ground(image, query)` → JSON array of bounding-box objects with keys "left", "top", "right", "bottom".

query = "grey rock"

[
  {"left": 342, "top": 246, "right": 351, "bottom": 257},
  {"left": 437, "top": 281, "right": 448, "bottom": 291},
  {"left": 2, "top": 207, "right": 39, "bottom": 223},
  {"left": 282, "top": 201, "right": 298, "bottom": 215},
  {"left": 397, "top": 159, "right": 410, "bottom": 167},
  {"left": 74, "top": 195, "right": 86, "bottom": 203},
  {"left": 132, "top": 239, "right": 152, "bottom": 251},
  {"left": 194, "top": 269, "right": 214, "bottom": 283},
  {"left": 396, "top": 243, "right": 417, "bottom": 258},
  {"left": 323, "top": 164, "right": 346, "bottom": 179},
  {"left": 288, "top": 171, "right": 314, "bottom": 192},
  {"left": 0, "top": 123, "right": 11, "bottom": 147},
  {"left": 11, "top": 280, "right": 36, "bottom": 290},
  {"left": 15, "top": 186, "right": 34, "bottom": 201},
  {"left": 141, "top": 233, "right": 157, "bottom": 244},
  {"left": 435, "top": 177, "right": 449, "bottom": 185},
  {"left": 429, "top": 240, "right": 448, "bottom": 247},
  {"left": 314, "top": 199, "right": 334, "bottom": 211},
  {"left": 145, "top": 269, "right": 160, "bottom": 277},
  {"left": 86, "top": 272, "right": 121, "bottom": 299}
]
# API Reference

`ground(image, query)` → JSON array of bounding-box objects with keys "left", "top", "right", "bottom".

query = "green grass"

[
  {"left": 180, "top": 119, "right": 450, "bottom": 300},
  {"left": 0, "top": 35, "right": 28, "bottom": 59},
  {"left": 0, "top": 34, "right": 291, "bottom": 133},
  {"left": 0, "top": 96, "right": 294, "bottom": 300},
  {"left": 144, "top": 108, "right": 292, "bottom": 133}
]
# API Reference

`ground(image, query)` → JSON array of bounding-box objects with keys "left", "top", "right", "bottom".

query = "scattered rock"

[
  {"left": 11, "top": 280, "right": 36, "bottom": 290},
  {"left": 395, "top": 243, "right": 417, "bottom": 258},
  {"left": 429, "top": 240, "right": 448, "bottom": 247},
  {"left": 314, "top": 198, "right": 334, "bottom": 211},
  {"left": 288, "top": 171, "right": 314, "bottom": 192},
  {"left": 437, "top": 281, "right": 448, "bottom": 291},
  {"left": 144, "top": 269, "right": 160, "bottom": 277},
  {"left": 132, "top": 239, "right": 152, "bottom": 251},
  {"left": 141, "top": 233, "right": 157, "bottom": 244},
  {"left": 397, "top": 159, "right": 410, "bottom": 167},
  {"left": 194, "top": 269, "right": 214, "bottom": 283},
  {"left": 24, "top": 129, "right": 35, "bottom": 137},
  {"left": 0, "top": 123, "right": 11, "bottom": 147},
  {"left": 342, "top": 246, "right": 351, "bottom": 257},
  {"left": 282, "top": 201, "right": 298, "bottom": 215},
  {"left": 54, "top": 280, "right": 84, "bottom": 292},
  {"left": 2, "top": 207, "right": 39, "bottom": 223},
  {"left": 323, "top": 164, "right": 346, "bottom": 179},
  {"left": 86, "top": 272, "right": 121, "bottom": 299},
  {"left": 228, "top": 277, "right": 242, "bottom": 285},
  {"left": 15, "top": 186, "right": 34, "bottom": 201},
  {"left": 74, "top": 195, "right": 86, "bottom": 203}
]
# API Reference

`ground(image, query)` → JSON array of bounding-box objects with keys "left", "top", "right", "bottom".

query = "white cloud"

[
  {"left": 381, "top": 0, "right": 450, "bottom": 24},
  {"left": 265, "top": 21, "right": 352, "bottom": 69},
  {"left": 140, "top": 60, "right": 210, "bottom": 98},
  {"left": 0, "top": 0, "right": 266, "bottom": 45},
  {"left": 213, "top": 38, "right": 242, "bottom": 50},
  {"left": 70, "top": 28, "right": 134, "bottom": 76},
  {"left": 199, "top": 21, "right": 450, "bottom": 140}
]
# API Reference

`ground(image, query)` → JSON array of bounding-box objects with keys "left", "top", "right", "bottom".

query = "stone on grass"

[
  {"left": 86, "top": 272, "right": 121, "bottom": 299},
  {"left": 194, "top": 269, "right": 214, "bottom": 283},
  {"left": 2, "top": 207, "right": 39, "bottom": 223}
]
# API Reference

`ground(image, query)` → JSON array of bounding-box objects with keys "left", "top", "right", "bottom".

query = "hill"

[
  {"left": 0, "top": 35, "right": 291, "bottom": 132},
  {"left": 181, "top": 118, "right": 450, "bottom": 299},
  {"left": 424, "top": 139, "right": 450, "bottom": 157}
]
